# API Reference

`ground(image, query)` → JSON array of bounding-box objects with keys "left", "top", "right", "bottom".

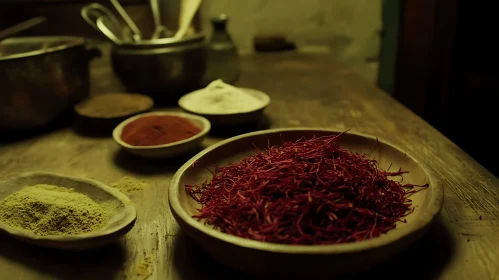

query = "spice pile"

[
  {"left": 111, "top": 176, "right": 149, "bottom": 195},
  {"left": 0, "top": 184, "right": 107, "bottom": 235},
  {"left": 121, "top": 115, "right": 201, "bottom": 146},
  {"left": 134, "top": 254, "right": 154, "bottom": 279},
  {"left": 75, "top": 93, "right": 153, "bottom": 118},
  {"left": 179, "top": 79, "right": 265, "bottom": 114},
  {"left": 186, "top": 134, "right": 428, "bottom": 245}
]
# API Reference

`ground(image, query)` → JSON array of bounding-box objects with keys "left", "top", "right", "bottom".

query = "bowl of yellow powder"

[{"left": 0, "top": 172, "right": 137, "bottom": 250}]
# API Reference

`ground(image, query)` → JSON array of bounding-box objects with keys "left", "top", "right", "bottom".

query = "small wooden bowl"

[
  {"left": 178, "top": 88, "right": 270, "bottom": 126},
  {"left": 74, "top": 93, "right": 154, "bottom": 120},
  {"left": 74, "top": 93, "right": 154, "bottom": 135},
  {"left": 169, "top": 128, "right": 444, "bottom": 278},
  {"left": 112, "top": 111, "right": 211, "bottom": 159},
  {"left": 0, "top": 172, "right": 137, "bottom": 250}
]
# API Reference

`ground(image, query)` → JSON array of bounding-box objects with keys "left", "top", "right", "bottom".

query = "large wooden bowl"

[{"left": 169, "top": 128, "right": 444, "bottom": 278}]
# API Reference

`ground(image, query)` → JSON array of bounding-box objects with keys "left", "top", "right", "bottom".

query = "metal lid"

[{"left": 0, "top": 36, "right": 85, "bottom": 61}]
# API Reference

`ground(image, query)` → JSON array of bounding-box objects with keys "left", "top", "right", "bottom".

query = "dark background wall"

[{"left": 1, "top": 0, "right": 497, "bottom": 176}]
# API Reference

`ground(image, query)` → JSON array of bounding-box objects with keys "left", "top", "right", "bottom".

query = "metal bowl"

[
  {"left": 111, "top": 33, "right": 207, "bottom": 99},
  {"left": 0, "top": 36, "right": 101, "bottom": 131}
]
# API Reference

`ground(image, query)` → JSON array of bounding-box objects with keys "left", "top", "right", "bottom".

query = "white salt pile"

[{"left": 179, "top": 79, "right": 267, "bottom": 114}]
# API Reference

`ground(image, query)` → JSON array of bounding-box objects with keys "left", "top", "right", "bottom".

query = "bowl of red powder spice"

[
  {"left": 112, "top": 111, "right": 211, "bottom": 158},
  {"left": 169, "top": 128, "right": 444, "bottom": 278}
]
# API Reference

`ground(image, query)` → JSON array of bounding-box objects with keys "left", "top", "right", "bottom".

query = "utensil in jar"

[
  {"left": 81, "top": 3, "right": 130, "bottom": 42},
  {"left": 96, "top": 16, "right": 122, "bottom": 44},
  {"left": 109, "top": 0, "right": 142, "bottom": 41},
  {"left": 174, "top": 0, "right": 202, "bottom": 40},
  {"left": 150, "top": 0, "right": 171, "bottom": 39},
  {"left": 0, "top": 17, "right": 46, "bottom": 42},
  {"left": 152, "top": 26, "right": 171, "bottom": 40}
]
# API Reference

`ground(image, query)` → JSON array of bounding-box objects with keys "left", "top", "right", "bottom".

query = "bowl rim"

[
  {"left": 169, "top": 128, "right": 444, "bottom": 255},
  {"left": 113, "top": 33, "right": 205, "bottom": 49},
  {"left": 178, "top": 87, "right": 271, "bottom": 116},
  {"left": 0, "top": 171, "right": 137, "bottom": 242},
  {"left": 0, "top": 36, "right": 86, "bottom": 61},
  {"left": 112, "top": 111, "right": 211, "bottom": 149}
]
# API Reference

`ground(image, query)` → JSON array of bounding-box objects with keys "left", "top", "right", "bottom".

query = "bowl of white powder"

[{"left": 178, "top": 80, "right": 270, "bottom": 126}]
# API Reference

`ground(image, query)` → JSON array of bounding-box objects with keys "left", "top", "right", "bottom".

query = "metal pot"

[
  {"left": 111, "top": 33, "right": 207, "bottom": 99},
  {"left": 0, "top": 36, "right": 101, "bottom": 131}
]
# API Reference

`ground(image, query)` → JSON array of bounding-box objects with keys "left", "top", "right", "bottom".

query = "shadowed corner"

[
  {"left": 207, "top": 114, "right": 271, "bottom": 138},
  {"left": 150, "top": 95, "right": 187, "bottom": 108},
  {"left": 112, "top": 147, "right": 204, "bottom": 176},
  {"left": 171, "top": 216, "right": 454, "bottom": 280},
  {"left": 0, "top": 236, "right": 127, "bottom": 280},
  {"left": 172, "top": 231, "right": 258, "bottom": 280},
  {"left": 0, "top": 110, "right": 77, "bottom": 144},
  {"left": 345, "top": 216, "right": 455, "bottom": 280},
  {"left": 71, "top": 116, "right": 118, "bottom": 138}
]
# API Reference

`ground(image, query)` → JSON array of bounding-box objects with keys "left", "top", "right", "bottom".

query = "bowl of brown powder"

[
  {"left": 75, "top": 93, "right": 154, "bottom": 120},
  {"left": 0, "top": 172, "right": 137, "bottom": 250},
  {"left": 74, "top": 93, "right": 154, "bottom": 135}
]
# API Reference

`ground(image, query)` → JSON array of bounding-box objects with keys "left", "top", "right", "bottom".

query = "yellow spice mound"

[
  {"left": 111, "top": 176, "right": 148, "bottom": 195},
  {"left": 0, "top": 184, "right": 107, "bottom": 235}
]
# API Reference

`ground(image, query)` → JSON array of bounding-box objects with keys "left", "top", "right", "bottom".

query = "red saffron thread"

[{"left": 186, "top": 134, "right": 428, "bottom": 245}]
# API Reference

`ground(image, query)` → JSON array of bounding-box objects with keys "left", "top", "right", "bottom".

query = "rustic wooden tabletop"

[{"left": 0, "top": 47, "right": 497, "bottom": 280}]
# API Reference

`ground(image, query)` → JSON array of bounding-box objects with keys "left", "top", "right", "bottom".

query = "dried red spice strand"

[{"left": 186, "top": 134, "right": 429, "bottom": 245}]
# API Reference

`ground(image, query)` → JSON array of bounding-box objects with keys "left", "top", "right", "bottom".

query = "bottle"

[{"left": 204, "top": 14, "right": 240, "bottom": 85}]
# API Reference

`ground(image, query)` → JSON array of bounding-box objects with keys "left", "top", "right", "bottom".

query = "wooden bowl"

[
  {"left": 0, "top": 172, "right": 137, "bottom": 250},
  {"left": 112, "top": 111, "right": 211, "bottom": 159},
  {"left": 178, "top": 88, "right": 270, "bottom": 126},
  {"left": 74, "top": 93, "right": 154, "bottom": 120},
  {"left": 169, "top": 128, "right": 444, "bottom": 278},
  {"left": 74, "top": 93, "right": 154, "bottom": 135}
]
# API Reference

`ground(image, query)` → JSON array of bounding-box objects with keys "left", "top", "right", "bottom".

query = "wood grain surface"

[{"left": 0, "top": 45, "right": 497, "bottom": 280}]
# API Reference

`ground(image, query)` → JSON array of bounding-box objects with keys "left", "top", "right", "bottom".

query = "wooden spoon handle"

[{"left": 174, "top": 0, "right": 201, "bottom": 40}]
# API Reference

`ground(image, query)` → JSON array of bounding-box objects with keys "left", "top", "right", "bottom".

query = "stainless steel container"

[
  {"left": 0, "top": 36, "right": 100, "bottom": 131},
  {"left": 111, "top": 33, "right": 207, "bottom": 98}
]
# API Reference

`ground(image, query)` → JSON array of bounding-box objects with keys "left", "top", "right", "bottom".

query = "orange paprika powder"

[{"left": 121, "top": 115, "right": 202, "bottom": 146}]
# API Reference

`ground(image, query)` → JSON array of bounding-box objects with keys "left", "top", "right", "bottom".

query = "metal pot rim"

[
  {"left": 0, "top": 36, "right": 86, "bottom": 61},
  {"left": 114, "top": 33, "right": 206, "bottom": 50}
]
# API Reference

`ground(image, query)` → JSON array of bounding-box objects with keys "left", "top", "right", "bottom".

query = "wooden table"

[{"left": 0, "top": 49, "right": 498, "bottom": 280}]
